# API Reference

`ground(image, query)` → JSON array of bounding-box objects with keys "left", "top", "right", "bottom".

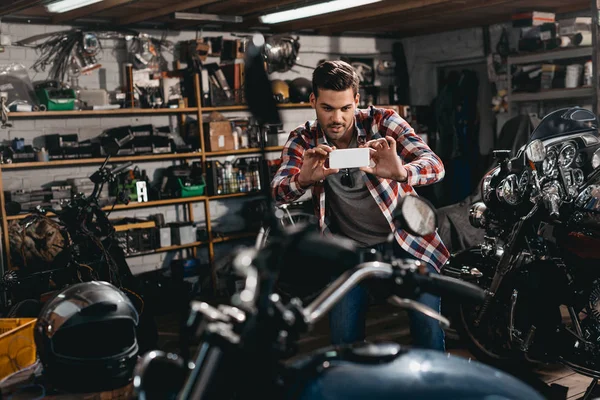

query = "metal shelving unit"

[
  {"left": 507, "top": 46, "right": 595, "bottom": 117},
  {"left": 0, "top": 73, "right": 283, "bottom": 292},
  {"left": 509, "top": 87, "right": 594, "bottom": 102}
]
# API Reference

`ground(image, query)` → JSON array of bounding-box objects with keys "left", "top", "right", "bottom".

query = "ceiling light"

[
  {"left": 173, "top": 12, "right": 243, "bottom": 23},
  {"left": 46, "top": 0, "right": 104, "bottom": 14},
  {"left": 259, "top": 0, "right": 382, "bottom": 24}
]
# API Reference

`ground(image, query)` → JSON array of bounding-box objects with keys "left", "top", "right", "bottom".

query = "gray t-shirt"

[{"left": 325, "top": 136, "right": 391, "bottom": 247}]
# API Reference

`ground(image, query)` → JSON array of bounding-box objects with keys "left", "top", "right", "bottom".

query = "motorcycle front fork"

[
  {"left": 508, "top": 289, "right": 536, "bottom": 353},
  {"left": 474, "top": 249, "right": 527, "bottom": 327},
  {"left": 508, "top": 287, "right": 588, "bottom": 362}
]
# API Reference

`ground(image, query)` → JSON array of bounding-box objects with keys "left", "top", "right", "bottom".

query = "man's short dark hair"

[{"left": 312, "top": 60, "right": 359, "bottom": 98}]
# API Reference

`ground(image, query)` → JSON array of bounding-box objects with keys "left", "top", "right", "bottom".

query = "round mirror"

[
  {"left": 525, "top": 139, "right": 546, "bottom": 163},
  {"left": 393, "top": 196, "right": 437, "bottom": 237},
  {"left": 133, "top": 350, "right": 188, "bottom": 400}
]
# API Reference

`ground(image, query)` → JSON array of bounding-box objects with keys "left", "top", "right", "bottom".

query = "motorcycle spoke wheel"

[{"left": 459, "top": 299, "right": 515, "bottom": 361}]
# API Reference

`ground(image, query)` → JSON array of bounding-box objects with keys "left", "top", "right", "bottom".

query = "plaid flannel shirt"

[{"left": 271, "top": 106, "right": 449, "bottom": 271}]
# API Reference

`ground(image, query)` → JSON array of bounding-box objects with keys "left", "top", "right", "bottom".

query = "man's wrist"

[
  {"left": 297, "top": 175, "right": 313, "bottom": 188},
  {"left": 395, "top": 166, "right": 408, "bottom": 182}
]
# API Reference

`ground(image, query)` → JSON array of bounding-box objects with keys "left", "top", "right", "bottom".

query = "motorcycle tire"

[{"left": 444, "top": 247, "right": 538, "bottom": 371}]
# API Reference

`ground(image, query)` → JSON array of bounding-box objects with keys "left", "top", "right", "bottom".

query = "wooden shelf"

[
  {"left": 124, "top": 231, "right": 257, "bottom": 257},
  {"left": 509, "top": 87, "right": 593, "bottom": 102},
  {"left": 5, "top": 195, "right": 208, "bottom": 221},
  {"left": 8, "top": 107, "right": 199, "bottom": 118},
  {"left": 4, "top": 190, "right": 267, "bottom": 221},
  {"left": 6, "top": 104, "right": 310, "bottom": 117},
  {"left": 210, "top": 192, "right": 263, "bottom": 200},
  {"left": 125, "top": 241, "right": 207, "bottom": 258},
  {"left": 1, "top": 152, "right": 203, "bottom": 170},
  {"left": 508, "top": 46, "right": 592, "bottom": 65},
  {"left": 1, "top": 147, "right": 284, "bottom": 169},
  {"left": 202, "top": 103, "right": 312, "bottom": 112},
  {"left": 114, "top": 221, "right": 156, "bottom": 232},
  {"left": 205, "top": 146, "right": 283, "bottom": 157},
  {"left": 212, "top": 231, "right": 258, "bottom": 243}
]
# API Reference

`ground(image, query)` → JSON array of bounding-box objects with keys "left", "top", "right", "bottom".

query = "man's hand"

[
  {"left": 298, "top": 144, "right": 340, "bottom": 188},
  {"left": 360, "top": 136, "right": 408, "bottom": 181}
]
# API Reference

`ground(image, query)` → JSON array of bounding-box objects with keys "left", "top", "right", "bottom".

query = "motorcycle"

[
  {"left": 3, "top": 138, "right": 160, "bottom": 351},
  {"left": 130, "top": 34, "right": 544, "bottom": 400},
  {"left": 443, "top": 107, "right": 600, "bottom": 391},
  {"left": 131, "top": 194, "right": 544, "bottom": 400}
]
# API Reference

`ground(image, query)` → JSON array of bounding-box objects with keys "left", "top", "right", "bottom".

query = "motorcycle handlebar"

[
  {"left": 302, "top": 260, "right": 485, "bottom": 326},
  {"left": 303, "top": 262, "right": 393, "bottom": 325},
  {"left": 412, "top": 273, "right": 485, "bottom": 302}
]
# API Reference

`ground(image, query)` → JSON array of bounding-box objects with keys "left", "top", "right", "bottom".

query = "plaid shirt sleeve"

[
  {"left": 377, "top": 109, "right": 445, "bottom": 187},
  {"left": 271, "top": 127, "right": 310, "bottom": 205}
]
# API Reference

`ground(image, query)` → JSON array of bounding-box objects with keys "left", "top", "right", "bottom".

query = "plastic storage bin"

[{"left": 0, "top": 318, "right": 37, "bottom": 380}]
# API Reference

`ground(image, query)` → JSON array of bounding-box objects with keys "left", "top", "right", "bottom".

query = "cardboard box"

[
  {"left": 559, "top": 17, "right": 592, "bottom": 36},
  {"left": 203, "top": 120, "right": 235, "bottom": 151},
  {"left": 512, "top": 11, "right": 555, "bottom": 27}
]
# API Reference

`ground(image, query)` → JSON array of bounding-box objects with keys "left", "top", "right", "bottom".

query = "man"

[{"left": 271, "top": 60, "right": 449, "bottom": 351}]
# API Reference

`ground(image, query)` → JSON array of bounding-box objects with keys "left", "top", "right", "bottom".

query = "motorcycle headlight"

[
  {"left": 481, "top": 166, "right": 500, "bottom": 204},
  {"left": 592, "top": 148, "right": 600, "bottom": 169},
  {"left": 469, "top": 202, "right": 488, "bottom": 228}
]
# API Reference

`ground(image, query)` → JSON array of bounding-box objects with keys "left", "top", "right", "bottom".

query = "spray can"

[{"left": 584, "top": 60, "right": 593, "bottom": 87}]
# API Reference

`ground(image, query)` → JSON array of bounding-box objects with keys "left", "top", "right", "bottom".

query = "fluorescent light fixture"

[
  {"left": 259, "top": 0, "right": 382, "bottom": 24},
  {"left": 173, "top": 12, "right": 243, "bottom": 23},
  {"left": 46, "top": 0, "right": 104, "bottom": 13}
]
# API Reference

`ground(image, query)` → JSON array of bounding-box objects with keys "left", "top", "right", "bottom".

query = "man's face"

[{"left": 310, "top": 88, "right": 359, "bottom": 142}]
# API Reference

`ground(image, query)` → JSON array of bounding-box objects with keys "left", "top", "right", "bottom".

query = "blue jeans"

[{"left": 328, "top": 241, "right": 446, "bottom": 351}]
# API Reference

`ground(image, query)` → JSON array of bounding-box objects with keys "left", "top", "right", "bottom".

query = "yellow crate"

[{"left": 0, "top": 318, "right": 37, "bottom": 380}]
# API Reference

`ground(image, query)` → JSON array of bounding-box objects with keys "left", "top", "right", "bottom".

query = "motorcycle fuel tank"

[{"left": 286, "top": 342, "right": 543, "bottom": 400}]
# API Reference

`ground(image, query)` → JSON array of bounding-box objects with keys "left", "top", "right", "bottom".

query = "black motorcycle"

[
  {"left": 3, "top": 139, "right": 159, "bottom": 350},
  {"left": 132, "top": 194, "right": 545, "bottom": 400},
  {"left": 443, "top": 107, "right": 600, "bottom": 388}
]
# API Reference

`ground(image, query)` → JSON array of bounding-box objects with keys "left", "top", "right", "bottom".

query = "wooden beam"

[
  {"left": 0, "top": 0, "right": 45, "bottom": 16},
  {"left": 201, "top": 0, "right": 259, "bottom": 14},
  {"left": 553, "top": 1, "right": 592, "bottom": 14},
  {"left": 315, "top": 0, "right": 517, "bottom": 35},
  {"left": 375, "top": 14, "right": 511, "bottom": 38},
  {"left": 213, "top": 0, "right": 306, "bottom": 16},
  {"left": 52, "top": 0, "right": 138, "bottom": 23},
  {"left": 117, "top": 0, "right": 220, "bottom": 25},
  {"left": 272, "top": 0, "right": 453, "bottom": 33}
]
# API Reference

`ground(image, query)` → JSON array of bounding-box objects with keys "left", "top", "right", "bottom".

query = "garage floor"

[{"left": 155, "top": 303, "right": 598, "bottom": 400}]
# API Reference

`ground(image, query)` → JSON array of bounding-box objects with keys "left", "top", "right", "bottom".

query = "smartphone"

[{"left": 329, "top": 148, "right": 370, "bottom": 169}]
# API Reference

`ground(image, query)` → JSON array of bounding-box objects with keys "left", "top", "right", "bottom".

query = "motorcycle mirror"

[
  {"left": 392, "top": 196, "right": 437, "bottom": 237},
  {"left": 133, "top": 350, "right": 188, "bottom": 400},
  {"left": 525, "top": 139, "right": 546, "bottom": 163},
  {"left": 244, "top": 34, "right": 281, "bottom": 127}
]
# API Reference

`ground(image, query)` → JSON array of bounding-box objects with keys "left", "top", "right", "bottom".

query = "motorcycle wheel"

[{"left": 447, "top": 248, "right": 537, "bottom": 371}]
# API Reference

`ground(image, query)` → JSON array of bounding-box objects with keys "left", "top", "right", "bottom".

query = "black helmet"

[
  {"left": 34, "top": 281, "right": 139, "bottom": 392},
  {"left": 289, "top": 77, "right": 312, "bottom": 103}
]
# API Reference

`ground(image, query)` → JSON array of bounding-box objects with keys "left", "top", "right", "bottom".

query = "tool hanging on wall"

[
  {"left": 14, "top": 29, "right": 173, "bottom": 83},
  {"left": 1, "top": 92, "right": 11, "bottom": 129}
]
